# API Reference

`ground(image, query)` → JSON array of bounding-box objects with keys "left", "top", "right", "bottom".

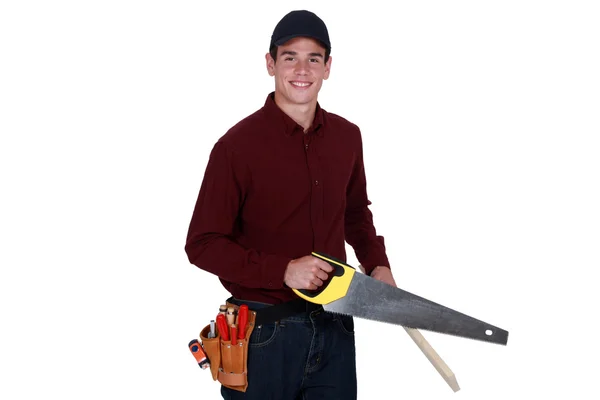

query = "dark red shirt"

[{"left": 185, "top": 93, "right": 390, "bottom": 304}]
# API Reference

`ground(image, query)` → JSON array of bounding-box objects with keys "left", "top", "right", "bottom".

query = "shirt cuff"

[
  {"left": 360, "top": 251, "right": 390, "bottom": 276},
  {"left": 261, "top": 254, "right": 293, "bottom": 290}
]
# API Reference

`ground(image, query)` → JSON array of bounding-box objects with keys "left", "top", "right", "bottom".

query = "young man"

[{"left": 185, "top": 10, "right": 396, "bottom": 399}]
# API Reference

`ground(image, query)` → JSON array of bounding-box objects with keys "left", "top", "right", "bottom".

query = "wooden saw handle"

[{"left": 404, "top": 327, "right": 460, "bottom": 392}]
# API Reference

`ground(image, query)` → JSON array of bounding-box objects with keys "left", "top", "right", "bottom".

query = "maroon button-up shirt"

[{"left": 185, "top": 93, "right": 390, "bottom": 304}]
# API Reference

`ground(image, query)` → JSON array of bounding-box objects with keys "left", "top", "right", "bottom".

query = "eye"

[
  {"left": 310, "top": 58, "right": 320, "bottom": 63},
  {"left": 284, "top": 57, "right": 295, "bottom": 61}
]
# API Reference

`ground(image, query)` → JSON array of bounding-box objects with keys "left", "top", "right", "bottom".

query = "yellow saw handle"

[{"left": 292, "top": 252, "right": 356, "bottom": 305}]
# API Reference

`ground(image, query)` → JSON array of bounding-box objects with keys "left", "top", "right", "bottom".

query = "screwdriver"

[
  {"left": 226, "top": 307, "right": 236, "bottom": 326},
  {"left": 216, "top": 313, "right": 229, "bottom": 341},
  {"left": 237, "top": 305, "right": 248, "bottom": 339},
  {"left": 230, "top": 324, "right": 237, "bottom": 345}
]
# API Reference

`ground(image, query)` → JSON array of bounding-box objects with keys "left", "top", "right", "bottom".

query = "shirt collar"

[{"left": 263, "top": 92, "right": 324, "bottom": 137}]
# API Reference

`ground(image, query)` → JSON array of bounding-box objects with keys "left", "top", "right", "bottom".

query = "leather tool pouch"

[{"left": 199, "top": 302, "right": 256, "bottom": 393}]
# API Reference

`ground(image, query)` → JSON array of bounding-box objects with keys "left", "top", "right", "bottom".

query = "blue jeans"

[{"left": 221, "top": 298, "right": 357, "bottom": 400}]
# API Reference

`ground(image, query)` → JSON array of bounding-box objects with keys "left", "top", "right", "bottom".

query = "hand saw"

[{"left": 292, "top": 252, "right": 508, "bottom": 345}]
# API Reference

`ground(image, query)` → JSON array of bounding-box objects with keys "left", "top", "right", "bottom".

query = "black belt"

[{"left": 227, "top": 297, "right": 323, "bottom": 325}]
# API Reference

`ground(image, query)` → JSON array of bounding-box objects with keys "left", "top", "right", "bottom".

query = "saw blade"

[{"left": 323, "top": 272, "right": 508, "bottom": 345}]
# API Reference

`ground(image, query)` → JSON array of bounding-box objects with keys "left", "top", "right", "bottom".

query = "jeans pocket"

[
  {"left": 249, "top": 322, "right": 279, "bottom": 348},
  {"left": 335, "top": 315, "right": 355, "bottom": 336}
]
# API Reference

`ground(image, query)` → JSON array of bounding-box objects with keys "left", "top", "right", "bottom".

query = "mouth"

[{"left": 289, "top": 81, "right": 312, "bottom": 89}]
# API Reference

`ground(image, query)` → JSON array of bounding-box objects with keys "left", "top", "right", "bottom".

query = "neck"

[{"left": 274, "top": 93, "right": 316, "bottom": 132}]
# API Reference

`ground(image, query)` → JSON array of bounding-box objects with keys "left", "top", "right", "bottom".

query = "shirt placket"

[{"left": 303, "top": 133, "right": 322, "bottom": 249}]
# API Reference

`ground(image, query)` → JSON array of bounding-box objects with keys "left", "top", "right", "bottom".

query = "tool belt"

[
  {"left": 198, "top": 298, "right": 322, "bottom": 392},
  {"left": 200, "top": 301, "right": 255, "bottom": 392}
]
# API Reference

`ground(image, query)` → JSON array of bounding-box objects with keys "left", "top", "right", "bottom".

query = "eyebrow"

[{"left": 280, "top": 50, "right": 324, "bottom": 58}]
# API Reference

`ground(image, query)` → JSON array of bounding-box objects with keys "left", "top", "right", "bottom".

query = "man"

[{"left": 185, "top": 10, "right": 396, "bottom": 399}]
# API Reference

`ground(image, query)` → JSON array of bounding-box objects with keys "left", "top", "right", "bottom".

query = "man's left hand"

[{"left": 370, "top": 266, "right": 397, "bottom": 287}]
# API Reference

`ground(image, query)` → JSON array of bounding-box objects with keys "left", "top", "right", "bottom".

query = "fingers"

[
  {"left": 286, "top": 254, "right": 337, "bottom": 290},
  {"left": 316, "top": 259, "right": 334, "bottom": 273},
  {"left": 309, "top": 257, "right": 333, "bottom": 289},
  {"left": 314, "top": 267, "right": 329, "bottom": 282},
  {"left": 311, "top": 277, "right": 324, "bottom": 288},
  {"left": 302, "top": 267, "right": 327, "bottom": 290}
]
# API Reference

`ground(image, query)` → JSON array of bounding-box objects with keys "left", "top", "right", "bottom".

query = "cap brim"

[{"left": 274, "top": 34, "right": 330, "bottom": 50}]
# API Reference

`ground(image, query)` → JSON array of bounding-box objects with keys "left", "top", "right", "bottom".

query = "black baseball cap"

[{"left": 269, "top": 10, "right": 331, "bottom": 53}]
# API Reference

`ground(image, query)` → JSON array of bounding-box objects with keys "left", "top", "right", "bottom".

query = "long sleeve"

[
  {"left": 184, "top": 141, "right": 292, "bottom": 289},
  {"left": 344, "top": 130, "right": 390, "bottom": 275}
]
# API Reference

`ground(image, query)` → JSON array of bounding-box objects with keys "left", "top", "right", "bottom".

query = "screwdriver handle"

[
  {"left": 216, "top": 314, "right": 229, "bottom": 341},
  {"left": 226, "top": 307, "right": 236, "bottom": 326},
  {"left": 237, "top": 305, "right": 248, "bottom": 339},
  {"left": 230, "top": 324, "right": 237, "bottom": 345}
]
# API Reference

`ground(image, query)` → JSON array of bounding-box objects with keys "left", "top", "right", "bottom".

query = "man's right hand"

[{"left": 284, "top": 255, "right": 334, "bottom": 290}]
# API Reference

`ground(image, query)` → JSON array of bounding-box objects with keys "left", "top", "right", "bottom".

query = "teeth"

[{"left": 291, "top": 82, "right": 310, "bottom": 87}]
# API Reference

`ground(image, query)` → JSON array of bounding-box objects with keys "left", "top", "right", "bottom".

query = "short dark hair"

[{"left": 269, "top": 44, "right": 330, "bottom": 64}]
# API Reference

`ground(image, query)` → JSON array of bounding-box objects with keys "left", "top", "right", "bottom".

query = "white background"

[{"left": 1, "top": 1, "right": 599, "bottom": 399}]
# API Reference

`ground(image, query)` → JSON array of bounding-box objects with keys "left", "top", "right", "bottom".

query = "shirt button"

[{"left": 315, "top": 180, "right": 319, "bottom": 186}]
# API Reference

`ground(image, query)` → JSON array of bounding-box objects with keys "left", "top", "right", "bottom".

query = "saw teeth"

[{"left": 324, "top": 310, "right": 503, "bottom": 344}]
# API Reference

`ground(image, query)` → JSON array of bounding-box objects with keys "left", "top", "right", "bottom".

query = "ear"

[
  {"left": 265, "top": 52, "right": 275, "bottom": 76},
  {"left": 323, "top": 55, "right": 332, "bottom": 80}
]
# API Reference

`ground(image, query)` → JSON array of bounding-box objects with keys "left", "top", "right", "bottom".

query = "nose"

[{"left": 294, "top": 59, "right": 310, "bottom": 75}]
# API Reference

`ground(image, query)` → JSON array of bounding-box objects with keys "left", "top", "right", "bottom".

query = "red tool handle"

[
  {"left": 237, "top": 305, "right": 248, "bottom": 339},
  {"left": 216, "top": 314, "right": 229, "bottom": 341},
  {"left": 230, "top": 324, "right": 237, "bottom": 345}
]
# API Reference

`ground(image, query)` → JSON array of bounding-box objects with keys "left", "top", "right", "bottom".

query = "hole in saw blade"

[{"left": 485, "top": 329, "right": 493, "bottom": 336}]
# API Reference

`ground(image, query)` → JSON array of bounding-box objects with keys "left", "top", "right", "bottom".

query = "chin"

[{"left": 289, "top": 92, "right": 316, "bottom": 105}]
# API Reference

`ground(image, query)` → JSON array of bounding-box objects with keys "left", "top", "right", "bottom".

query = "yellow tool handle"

[{"left": 292, "top": 252, "right": 355, "bottom": 305}]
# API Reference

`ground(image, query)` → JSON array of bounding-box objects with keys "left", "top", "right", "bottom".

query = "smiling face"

[{"left": 266, "top": 37, "right": 332, "bottom": 110}]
